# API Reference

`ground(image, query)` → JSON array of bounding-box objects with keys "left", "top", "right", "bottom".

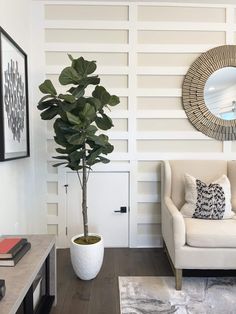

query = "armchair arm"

[{"left": 163, "top": 196, "right": 186, "bottom": 249}]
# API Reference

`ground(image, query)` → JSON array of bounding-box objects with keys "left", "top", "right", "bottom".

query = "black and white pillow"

[{"left": 180, "top": 174, "right": 235, "bottom": 220}]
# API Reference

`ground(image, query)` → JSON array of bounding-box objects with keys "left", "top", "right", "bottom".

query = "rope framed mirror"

[{"left": 182, "top": 45, "right": 236, "bottom": 141}]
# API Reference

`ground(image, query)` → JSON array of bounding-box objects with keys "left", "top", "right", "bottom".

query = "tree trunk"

[{"left": 82, "top": 152, "right": 89, "bottom": 240}]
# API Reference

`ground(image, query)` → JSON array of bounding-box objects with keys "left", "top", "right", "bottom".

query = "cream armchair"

[{"left": 161, "top": 160, "right": 236, "bottom": 290}]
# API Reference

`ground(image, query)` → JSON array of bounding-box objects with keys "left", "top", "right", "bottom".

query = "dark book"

[
  {"left": 0, "top": 238, "right": 27, "bottom": 259},
  {"left": 0, "top": 242, "right": 31, "bottom": 266}
]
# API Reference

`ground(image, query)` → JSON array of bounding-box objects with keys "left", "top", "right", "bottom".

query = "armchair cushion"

[
  {"left": 185, "top": 218, "right": 236, "bottom": 247},
  {"left": 181, "top": 173, "right": 234, "bottom": 220}
]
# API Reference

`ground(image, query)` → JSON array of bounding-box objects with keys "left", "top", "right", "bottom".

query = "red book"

[{"left": 0, "top": 238, "right": 27, "bottom": 258}]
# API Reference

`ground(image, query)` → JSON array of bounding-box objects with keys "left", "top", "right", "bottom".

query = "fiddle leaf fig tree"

[{"left": 38, "top": 55, "right": 120, "bottom": 243}]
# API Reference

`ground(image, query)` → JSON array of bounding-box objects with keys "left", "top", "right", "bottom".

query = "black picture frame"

[{"left": 0, "top": 27, "right": 29, "bottom": 161}]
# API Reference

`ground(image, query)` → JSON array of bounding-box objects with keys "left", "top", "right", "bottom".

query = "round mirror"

[
  {"left": 204, "top": 67, "right": 236, "bottom": 121},
  {"left": 182, "top": 45, "right": 236, "bottom": 141}
]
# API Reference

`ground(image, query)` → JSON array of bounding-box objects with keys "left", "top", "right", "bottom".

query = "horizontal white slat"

[
  {"left": 137, "top": 44, "right": 216, "bottom": 53},
  {"left": 47, "top": 152, "right": 131, "bottom": 161},
  {"left": 137, "top": 173, "right": 160, "bottom": 182},
  {"left": 136, "top": 110, "right": 186, "bottom": 118},
  {"left": 137, "top": 214, "right": 161, "bottom": 224},
  {"left": 45, "top": 20, "right": 130, "bottom": 29},
  {"left": 136, "top": 234, "right": 163, "bottom": 248},
  {"left": 46, "top": 65, "right": 129, "bottom": 75},
  {"left": 41, "top": 1, "right": 234, "bottom": 9},
  {"left": 137, "top": 66, "right": 188, "bottom": 75},
  {"left": 136, "top": 153, "right": 234, "bottom": 161},
  {"left": 136, "top": 131, "right": 209, "bottom": 140},
  {"left": 45, "top": 43, "right": 129, "bottom": 52},
  {"left": 47, "top": 131, "right": 128, "bottom": 140},
  {"left": 137, "top": 22, "right": 227, "bottom": 31},
  {"left": 137, "top": 194, "right": 160, "bottom": 203},
  {"left": 137, "top": 88, "right": 182, "bottom": 97}
]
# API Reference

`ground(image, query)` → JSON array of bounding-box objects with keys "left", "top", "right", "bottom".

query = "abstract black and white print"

[
  {"left": 192, "top": 179, "right": 225, "bottom": 219},
  {"left": 0, "top": 28, "right": 29, "bottom": 160},
  {"left": 4, "top": 59, "right": 26, "bottom": 142}
]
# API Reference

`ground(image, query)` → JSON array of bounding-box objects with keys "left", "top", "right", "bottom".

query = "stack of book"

[{"left": 0, "top": 238, "right": 31, "bottom": 266}]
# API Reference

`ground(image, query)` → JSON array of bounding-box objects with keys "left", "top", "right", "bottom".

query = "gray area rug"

[{"left": 119, "top": 276, "right": 236, "bottom": 314}]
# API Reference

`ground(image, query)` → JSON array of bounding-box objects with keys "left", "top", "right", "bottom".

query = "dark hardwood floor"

[{"left": 50, "top": 248, "right": 172, "bottom": 314}]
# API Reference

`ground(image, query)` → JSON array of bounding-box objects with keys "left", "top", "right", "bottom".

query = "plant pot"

[{"left": 70, "top": 233, "right": 104, "bottom": 280}]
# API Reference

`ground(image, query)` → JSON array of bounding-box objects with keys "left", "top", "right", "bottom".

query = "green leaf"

[
  {"left": 99, "top": 156, "right": 110, "bottom": 164},
  {"left": 54, "top": 118, "right": 75, "bottom": 134},
  {"left": 92, "top": 86, "right": 110, "bottom": 105},
  {"left": 67, "top": 133, "right": 86, "bottom": 145},
  {"left": 58, "top": 94, "right": 76, "bottom": 103},
  {"left": 38, "top": 95, "right": 54, "bottom": 104},
  {"left": 52, "top": 155, "right": 69, "bottom": 160},
  {"left": 80, "top": 103, "right": 96, "bottom": 122},
  {"left": 69, "top": 150, "right": 85, "bottom": 162},
  {"left": 39, "top": 79, "right": 57, "bottom": 96},
  {"left": 88, "top": 134, "right": 106, "bottom": 146},
  {"left": 68, "top": 86, "right": 85, "bottom": 98},
  {"left": 86, "top": 125, "right": 98, "bottom": 135},
  {"left": 40, "top": 106, "right": 58, "bottom": 120},
  {"left": 66, "top": 112, "right": 82, "bottom": 125},
  {"left": 78, "top": 76, "right": 100, "bottom": 87},
  {"left": 87, "top": 97, "right": 102, "bottom": 111},
  {"left": 53, "top": 162, "right": 67, "bottom": 167},
  {"left": 109, "top": 95, "right": 120, "bottom": 106},
  {"left": 95, "top": 113, "right": 113, "bottom": 130},
  {"left": 37, "top": 99, "right": 57, "bottom": 110},
  {"left": 68, "top": 54, "right": 74, "bottom": 62},
  {"left": 59, "top": 67, "right": 81, "bottom": 85},
  {"left": 72, "top": 57, "right": 97, "bottom": 76}
]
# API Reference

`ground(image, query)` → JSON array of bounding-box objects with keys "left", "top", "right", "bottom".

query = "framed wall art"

[{"left": 0, "top": 27, "right": 29, "bottom": 161}]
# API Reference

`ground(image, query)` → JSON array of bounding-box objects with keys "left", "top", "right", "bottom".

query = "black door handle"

[{"left": 114, "top": 206, "right": 127, "bottom": 213}]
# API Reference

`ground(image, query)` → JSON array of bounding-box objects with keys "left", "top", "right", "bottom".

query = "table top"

[{"left": 0, "top": 234, "right": 56, "bottom": 314}]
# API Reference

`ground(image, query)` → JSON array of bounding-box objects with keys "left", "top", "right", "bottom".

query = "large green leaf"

[
  {"left": 37, "top": 99, "right": 57, "bottom": 110},
  {"left": 80, "top": 103, "right": 96, "bottom": 122},
  {"left": 69, "top": 150, "right": 85, "bottom": 162},
  {"left": 78, "top": 76, "right": 100, "bottom": 87},
  {"left": 54, "top": 118, "right": 75, "bottom": 134},
  {"left": 58, "top": 94, "right": 76, "bottom": 103},
  {"left": 86, "top": 97, "right": 102, "bottom": 111},
  {"left": 53, "top": 162, "right": 67, "bottom": 168},
  {"left": 92, "top": 86, "right": 110, "bottom": 105},
  {"left": 39, "top": 79, "right": 57, "bottom": 96},
  {"left": 72, "top": 57, "right": 97, "bottom": 76},
  {"left": 68, "top": 86, "right": 85, "bottom": 98},
  {"left": 109, "top": 95, "right": 120, "bottom": 106},
  {"left": 67, "top": 133, "right": 86, "bottom": 145},
  {"left": 59, "top": 67, "right": 81, "bottom": 85},
  {"left": 95, "top": 113, "right": 113, "bottom": 130},
  {"left": 87, "top": 134, "right": 107, "bottom": 146},
  {"left": 40, "top": 106, "right": 58, "bottom": 120},
  {"left": 38, "top": 95, "right": 54, "bottom": 104},
  {"left": 66, "top": 112, "right": 82, "bottom": 125}
]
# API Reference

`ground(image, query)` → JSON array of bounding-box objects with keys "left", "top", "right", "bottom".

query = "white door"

[{"left": 66, "top": 171, "right": 129, "bottom": 247}]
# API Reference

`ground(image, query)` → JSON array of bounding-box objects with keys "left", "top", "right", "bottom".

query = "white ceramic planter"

[{"left": 70, "top": 233, "right": 104, "bottom": 280}]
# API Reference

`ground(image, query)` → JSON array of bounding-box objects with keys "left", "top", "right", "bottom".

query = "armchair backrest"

[{"left": 164, "top": 160, "right": 228, "bottom": 209}]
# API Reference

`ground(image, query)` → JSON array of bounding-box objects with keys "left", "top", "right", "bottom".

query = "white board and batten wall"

[{"left": 31, "top": 0, "right": 236, "bottom": 248}]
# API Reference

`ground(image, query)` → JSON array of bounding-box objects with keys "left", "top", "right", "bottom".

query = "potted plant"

[{"left": 37, "top": 55, "right": 120, "bottom": 280}]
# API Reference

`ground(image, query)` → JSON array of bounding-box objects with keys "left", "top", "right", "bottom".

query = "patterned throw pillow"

[{"left": 180, "top": 174, "right": 235, "bottom": 220}]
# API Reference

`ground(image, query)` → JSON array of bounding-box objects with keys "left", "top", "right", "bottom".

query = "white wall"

[
  {"left": 34, "top": 0, "right": 236, "bottom": 247},
  {"left": 0, "top": 0, "right": 47, "bottom": 235}
]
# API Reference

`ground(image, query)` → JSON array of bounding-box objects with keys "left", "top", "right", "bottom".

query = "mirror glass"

[{"left": 204, "top": 67, "right": 236, "bottom": 120}]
